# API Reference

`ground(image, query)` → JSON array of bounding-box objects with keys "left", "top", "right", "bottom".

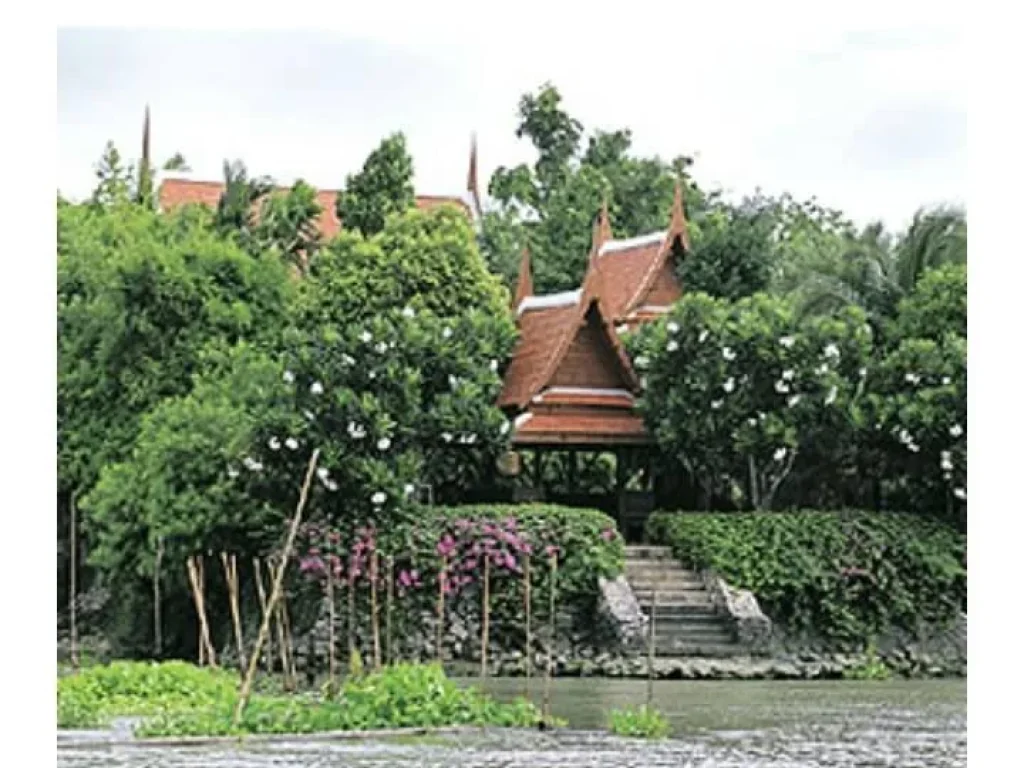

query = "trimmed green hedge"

[{"left": 647, "top": 510, "right": 966, "bottom": 642}]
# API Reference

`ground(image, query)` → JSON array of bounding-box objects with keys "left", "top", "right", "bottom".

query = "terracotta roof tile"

[
  {"left": 511, "top": 408, "right": 650, "bottom": 445},
  {"left": 157, "top": 178, "right": 470, "bottom": 239},
  {"left": 595, "top": 237, "right": 667, "bottom": 321},
  {"left": 498, "top": 303, "right": 579, "bottom": 408}
]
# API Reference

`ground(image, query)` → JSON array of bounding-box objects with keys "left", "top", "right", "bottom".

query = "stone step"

[
  {"left": 644, "top": 602, "right": 722, "bottom": 618},
  {"left": 631, "top": 586, "right": 711, "bottom": 602},
  {"left": 653, "top": 621, "right": 735, "bottom": 640},
  {"left": 627, "top": 575, "right": 706, "bottom": 590},
  {"left": 649, "top": 610, "right": 728, "bottom": 627},
  {"left": 623, "top": 545, "right": 674, "bottom": 561},
  {"left": 624, "top": 562, "right": 701, "bottom": 577},
  {"left": 653, "top": 640, "right": 745, "bottom": 657}
]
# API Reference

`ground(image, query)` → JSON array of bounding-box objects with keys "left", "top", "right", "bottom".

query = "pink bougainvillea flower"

[
  {"left": 504, "top": 552, "right": 517, "bottom": 570},
  {"left": 399, "top": 570, "right": 413, "bottom": 588},
  {"left": 504, "top": 518, "right": 518, "bottom": 530},
  {"left": 601, "top": 528, "right": 617, "bottom": 542},
  {"left": 544, "top": 545, "right": 560, "bottom": 558},
  {"left": 437, "top": 534, "right": 456, "bottom": 557}
]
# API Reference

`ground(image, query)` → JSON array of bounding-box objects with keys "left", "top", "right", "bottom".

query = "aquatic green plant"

[
  {"left": 843, "top": 644, "right": 892, "bottom": 681},
  {"left": 607, "top": 705, "right": 671, "bottom": 739}
]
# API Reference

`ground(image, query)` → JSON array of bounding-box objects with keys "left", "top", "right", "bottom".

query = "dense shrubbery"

[{"left": 647, "top": 510, "right": 966, "bottom": 642}]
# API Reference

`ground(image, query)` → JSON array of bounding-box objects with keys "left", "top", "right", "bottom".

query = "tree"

[
  {"left": 254, "top": 181, "right": 323, "bottom": 275},
  {"left": 213, "top": 160, "right": 274, "bottom": 247},
  {"left": 483, "top": 83, "right": 709, "bottom": 294},
  {"left": 632, "top": 292, "right": 872, "bottom": 510},
  {"left": 91, "top": 142, "right": 133, "bottom": 207},
  {"left": 336, "top": 133, "right": 415, "bottom": 237}
]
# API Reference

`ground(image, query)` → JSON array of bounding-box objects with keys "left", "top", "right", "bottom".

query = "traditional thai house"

[{"left": 497, "top": 184, "right": 691, "bottom": 538}]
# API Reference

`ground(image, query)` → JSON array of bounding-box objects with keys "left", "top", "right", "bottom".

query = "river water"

[{"left": 57, "top": 678, "right": 966, "bottom": 767}]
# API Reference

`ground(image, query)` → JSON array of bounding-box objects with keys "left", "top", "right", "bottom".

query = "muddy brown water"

[{"left": 57, "top": 677, "right": 966, "bottom": 767}]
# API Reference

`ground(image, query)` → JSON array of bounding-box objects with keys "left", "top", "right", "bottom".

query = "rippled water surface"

[{"left": 58, "top": 678, "right": 966, "bottom": 767}]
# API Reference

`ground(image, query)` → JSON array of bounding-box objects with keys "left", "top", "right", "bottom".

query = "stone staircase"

[{"left": 625, "top": 545, "right": 744, "bottom": 657}]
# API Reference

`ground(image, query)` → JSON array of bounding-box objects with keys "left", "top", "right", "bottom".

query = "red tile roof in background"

[
  {"left": 595, "top": 239, "right": 668, "bottom": 320},
  {"left": 157, "top": 178, "right": 471, "bottom": 238}
]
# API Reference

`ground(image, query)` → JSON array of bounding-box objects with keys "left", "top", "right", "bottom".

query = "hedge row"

[{"left": 647, "top": 509, "right": 966, "bottom": 642}]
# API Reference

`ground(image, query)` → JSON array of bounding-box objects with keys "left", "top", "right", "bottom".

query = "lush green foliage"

[
  {"left": 607, "top": 705, "right": 671, "bottom": 739},
  {"left": 842, "top": 644, "right": 892, "bottom": 680},
  {"left": 57, "top": 661, "right": 237, "bottom": 728},
  {"left": 631, "top": 292, "right": 872, "bottom": 510},
  {"left": 647, "top": 510, "right": 966, "bottom": 642},
  {"left": 336, "top": 133, "right": 416, "bottom": 237},
  {"left": 134, "top": 663, "right": 541, "bottom": 737}
]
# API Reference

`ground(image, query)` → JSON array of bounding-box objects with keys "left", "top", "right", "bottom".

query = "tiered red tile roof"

[
  {"left": 499, "top": 182, "right": 691, "bottom": 446},
  {"left": 158, "top": 178, "right": 472, "bottom": 237}
]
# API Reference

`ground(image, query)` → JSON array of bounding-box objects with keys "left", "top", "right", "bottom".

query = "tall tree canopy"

[{"left": 336, "top": 133, "right": 416, "bottom": 237}]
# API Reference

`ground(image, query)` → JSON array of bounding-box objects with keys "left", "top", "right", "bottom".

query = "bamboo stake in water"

[
  {"left": 543, "top": 553, "right": 557, "bottom": 725},
  {"left": 153, "top": 535, "right": 164, "bottom": 659},
  {"left": 326, "top": 546, "right": 337, "bottom": 698},
  {"left": 436, "top": 555, "right": 448, "bottom": 664},
  {"left": 523, "top": 557, "right": 532, "bottom": 697},
  {"left": 370, "top": 550, "right": 381, "bottom": 670},
  {"left": 252, "top": 557, "right": 274, "bottom": 675},
  {"left": 233, "top": 448, "right": 319, "bottom": 726},
  {"left": 69, "top": 492, "right": 79, "bottom": 673},
  {"left": 481, "top": 556, "right": 491, "bottom": 679},
  {"left": 385, "top": 555, "right": 394, "bottom": 666},
  {"left": 221, "top": 552, "right": 247, "bottom": 675},
  {"left": 647, "top": 586, "right": 656, "bottom": 708}
]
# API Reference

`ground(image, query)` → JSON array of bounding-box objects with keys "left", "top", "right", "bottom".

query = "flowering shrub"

[
  {"left": 648, "top": 510, "right": 966, "bottom": 642},
  {"left": 631, "top": 292, "right": 872, "bottom": 510}
]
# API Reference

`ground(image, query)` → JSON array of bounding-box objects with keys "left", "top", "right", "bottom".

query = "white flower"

[
  {"left": 824, "top": 386, "right": 838, "bottom": 406},
  {"left": 898, "top": 429, "right": 912, "bottom": 445},
  {"left": 441, "top": 432, "right": 453, "bottom": 443},
  {"left": 325, "top": 480, "right": 339, "bottom": 492},
  {"left": 758, "top": 412, "right": 767, "bottom": 421},
  {"left": 348, "top": 422, "right": 366, "bottom": 440},
  {"left": 303, "top": 409, "right": 316, "bottom": 422},
  {"left": 377, "top": 437, "right": 392, "bottom": 452},
  {"left": 816, "top": 363, "right": 830, "bottom": 376},
  {"left": 908, "top": 443, "right": 920, "bottom": 453},
  {"left": 227, "top": 466, "right": 239, "bottom": 479},
  {"left": 942, "top": 376, "right": 951, "bottom": 386},
  {"left": 775, "top": 380, "right": 790, "bottom": 394},
  {"left": 747, "top": 417, "right": 757, "bottom": 426},
  {"left": 859, "top": 367, "right": 868, "bottom": 379},
  {"left": 268, "top": 436, "right": 281, "bottom": 451},
  {"left": 635, "top": 355, "right": 650, "bottom": 369},
  {"left": 940, "top": 451, "right": 953, "bottom": 471},
  {"left": 368, "top": 371, "right": 377, "bottom": 380},
  {"left": 243, "top": 456, "right": 263, "bottom": 472},
  {"left": 310, "top": 381, "right": 324, "bottom": 395},
  {"left": 723, "top": 377, "right": 735, "bottom": 393},
  {"left": 282, "top": 370, "right": 295, "bottom": 384},
  {"left": 466, "top": 433, "right": 478, "bottom": 444},
  {"left": 316, "top": 467, "right": 330, "bottom": 481},
  {"left": 667, "top": 321, "right": 680, "bottom": 334},
  {"left": 615, "top": 324, "right": 628, "bottom": 335},
  {"left": 342, "top": 354, "right": 356, "bottom": 366},
  {"left": 667, "top": 340, "right": 679, "bottom": 353},
  {"left": 371, "top": 491, "right": 387, "bottom": 506},
  {"left": 285, "top": 437, "right": 299, "bottom": 451},
  {"left": 404, "top": 483, "right": 416, "bottom": 497},
  {"left": 949, "top": 424, "right": 964, "bottom": 438},
  {"left": 711, "top": 399, "right": 723, "bottom": 410},
  {"left": 787, "top": 394, "right": 802, "bottom": 408},
  {"left": 375, "top": 341, "right": 388, "bottom": 354},
  {"left": 402, "top": 306, "right": 416, "bottom": 319},
  {"left": 823, "top": 343, "right": 840, "bottom": 359},
  {"left": 722, "top": 347, "right": 736, "bottom": 361},
  {"left": 489, "top": 359, "right": 499, "bottom": 373},
  {"left": 499, "top": 421, "right": 510, "bottom": 435},
  {"left": 698, "top": 330, "right": 709, "bottom": 343},
  {"left": 360, "top": 330, "right": 373, "bottom": 344},
  {"left": 442, "top": 327, "right": 453, "bottom": 339},
  {"left": 904, "top": 372, "right": 921, "bottom": 386},
  {"left": 779, "top": 336, "right": 795, "bottom": 349},
  {"left": 773, "top": 447, "right": 788, "bottom": 462},
  {"left": 448, "top": 374, "right": 460, "bottom": 390},
  {"left": 953, "top": 487, "right": 966, "bottom": 500},
  {"left": 782, "top": 369, "right": 795, "bottom": 381}
]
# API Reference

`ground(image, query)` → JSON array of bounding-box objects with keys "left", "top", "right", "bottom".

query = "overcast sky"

[{"left": 57, "top": 17, "right": 966, "bottom": 232}]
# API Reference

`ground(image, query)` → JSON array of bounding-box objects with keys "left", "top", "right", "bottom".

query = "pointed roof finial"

[
  {"left": 512, "top": 245, "right": 534, "bottom": 310},
  {"left": 669, "top": 177, "right": 691, "bottom": 250},
  {"left": 591, "top": 198, "right": 613, "bottom": 256},
  {"left": 467, "top": 132, "right": 482, "bottom": 219},
  {"left": 142, "top": 104, "right": 151, "bottom": 166}
]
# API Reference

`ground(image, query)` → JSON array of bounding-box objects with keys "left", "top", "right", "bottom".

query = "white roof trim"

[
  {"left": 598, "top": 231, "right": 667, "bottom": 256},
  {"left": 628, "top": 305, "right": 672, "bottom": 317},
  {"left": 537, "top": 387, "right": 635, "bottom": 401},
  {"left": 513, "top": 412, "right": 534, "bottom": 429},
  {"left": 517, "top": 289, "right": 582, "bottom": 316}
]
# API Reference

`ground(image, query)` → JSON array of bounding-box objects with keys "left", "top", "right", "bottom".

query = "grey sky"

[{"left": 57, "top": 21, "right": 965, "bottom": 231}]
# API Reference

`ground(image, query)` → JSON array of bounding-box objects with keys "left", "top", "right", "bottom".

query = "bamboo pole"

[
  {"left": 647, "top": 586, "right": 656, "bottom": 708},
  {"left": 436, "top": 555, "right": 448, "bottom": 664},
  {"left": 233, "top": 448, "right": 320, "bottom": 726},
  {"left": 153, "top": 535, "right": 164, "bottom": 659},
  {"left": 276, "top": 560, "right": 297, "bottom": 691},
  {"left": 370, "top": 550, "right": 381, "bottom": 670},
  {"left": 480, "top": 556, "right": 490, "bottom": 679},
  {"left": 543, "top": 553, "right": 557, "bottom": 725},
  {"left": 69, "top": 492, "right": 79, "bottom": 673},
  {"left": 385, "top": 555, "right": 394, "bottom": 666},
  {"left": 266, "top": 559, "right": 290, "bottom": 686},
  {"left": 221, "top": 552, "right": 246, "bottom": 675},
  {"left": 186, "top": 556, "right": 216, "bottom": 667},
  {"left": 252, "top": 557, "right": 274, "bottom": 675},
  {"left": 523, "top": 557, "right": 532, "bottom": 697},
  {"left": 326, "top": 545, "right": 337, "bottom": 698},
  {"left": 347, "top": 568, "right": 356, "bottom": 668}
]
